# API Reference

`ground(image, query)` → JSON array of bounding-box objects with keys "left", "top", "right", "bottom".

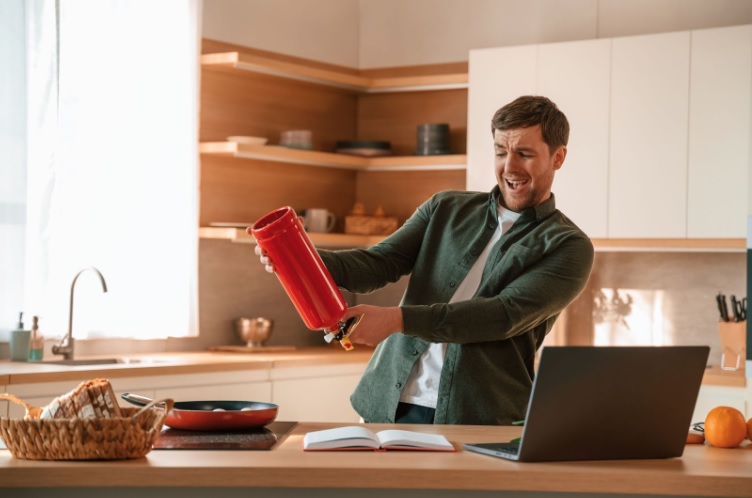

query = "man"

[{"left": 260, "top": 95, "right": 594, "bottom": 425}]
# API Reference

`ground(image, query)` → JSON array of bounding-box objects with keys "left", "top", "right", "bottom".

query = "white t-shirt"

[{"left": 399, "top": 204, "right": 521, "bottom": 408}]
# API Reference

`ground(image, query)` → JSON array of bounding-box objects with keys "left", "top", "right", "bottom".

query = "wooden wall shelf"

[
  {"left": 200, "top": 227, "right": 747, "bottom": 253},
  {"left": 201, "top": 52, "right": 469, "bottom": 93},
  {"left": 199, "top": 227, "right": 385, "bottom": 249},
  {"left": 200, "top": 142, "right": 467, "bottom": 171}
]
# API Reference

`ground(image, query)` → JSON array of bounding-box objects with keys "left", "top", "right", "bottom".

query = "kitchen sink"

[{"left": 44, "top": 357, "right": 171, "bottom": 366}]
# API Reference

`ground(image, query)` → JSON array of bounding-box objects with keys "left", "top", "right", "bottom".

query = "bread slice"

[{"left": 40, "top": 378, "right": 122, "bottom": 419}]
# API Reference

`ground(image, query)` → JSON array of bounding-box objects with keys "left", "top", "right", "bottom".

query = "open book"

[{"left": 303, "top": 426, "right": 455, "bottom": 452}]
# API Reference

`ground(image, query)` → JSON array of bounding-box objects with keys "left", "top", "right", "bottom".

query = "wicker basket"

[{"left": 0, "top": 393, "right": 174, "bottom": 460}]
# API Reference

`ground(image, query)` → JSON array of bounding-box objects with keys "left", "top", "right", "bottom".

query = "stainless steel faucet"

[{"left": 52, "top": 267, "right": 108, "bottom": 361}]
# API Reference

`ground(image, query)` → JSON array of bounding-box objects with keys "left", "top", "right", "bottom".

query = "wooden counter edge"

[
  {"left": 0, "top": 348, "right": 374, "bottom": 385},
  {"left": 1, "top": 422, "right": 751, "bottom": 496}
]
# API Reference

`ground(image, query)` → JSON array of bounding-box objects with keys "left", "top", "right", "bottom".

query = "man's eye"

[{"left": 496, "top": 151, "right": 507, "bottom": 157}]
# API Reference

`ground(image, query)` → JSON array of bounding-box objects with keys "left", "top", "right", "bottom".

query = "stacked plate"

[
  {"left": 335, "top": 140, "right": 391, "bottom": 157},
  {"left": 415, "top": 124, "right": 451, "bottom": 155},
  {"left": 227, "top": 136, "right": 268, "bottom": 145}
]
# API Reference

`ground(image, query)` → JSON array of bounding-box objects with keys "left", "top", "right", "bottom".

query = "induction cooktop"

[{"left": 153, "top": 421, "right": 297, "bottom": 450}]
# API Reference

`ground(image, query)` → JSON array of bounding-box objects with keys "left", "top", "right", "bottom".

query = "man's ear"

[{"left": 552, "top": 146, "right": 567, "bottom": 171}]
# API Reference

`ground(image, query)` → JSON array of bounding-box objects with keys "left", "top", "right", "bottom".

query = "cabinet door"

[
  {"left": 687, "top": 25, "right": 752, "bottom": 238},
  {"left": 467, "top": 45, "right": 537, "bottom": 192},
  {"left": 609, "top": 32, "right": 690, "bottom": 238},
  {"left": 0, "top": 384, "right": 7, "bottom": 418},
  {"left": 271, "top": 363, "right": 367, "bottom": 422},
  {"left": 154, "top": 382, "right": 272, "bottom": 404},
  {"left": 692, "top": 385, "right": 748, "bottom": 423},
  {"left": 538, "top": 38, "right": 611, "bottom": 238}
]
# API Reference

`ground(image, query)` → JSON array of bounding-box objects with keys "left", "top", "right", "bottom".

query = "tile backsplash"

[
  {"left": 558, "top": 251, "right": 746, "bottom": 366},
  {"left": 196, "top": 240, "right": 745, "bottom": 366}
]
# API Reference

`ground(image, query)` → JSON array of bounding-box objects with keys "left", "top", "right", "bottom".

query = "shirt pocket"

[{"left": 488, "top": 244, "right": 541, "bottom": 286}]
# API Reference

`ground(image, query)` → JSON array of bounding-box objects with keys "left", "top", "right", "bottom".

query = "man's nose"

[{"left": 504, "top": 154, "right": 520, "bottom": 171}]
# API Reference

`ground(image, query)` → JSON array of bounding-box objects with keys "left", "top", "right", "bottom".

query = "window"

[{"left": 0, "top": 0, "right": 202, "bottom": 342}]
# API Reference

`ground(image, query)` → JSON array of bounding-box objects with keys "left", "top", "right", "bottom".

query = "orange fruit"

[
  {"left": 747, "top": 417, "right": 752, "bottom": 441},
  {"left": 704, "top": 406, "right": 747, "bottom": 448}
]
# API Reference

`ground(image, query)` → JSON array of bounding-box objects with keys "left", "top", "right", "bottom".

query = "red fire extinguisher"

[{"left": 249, "top": 206, "right": 361, "bottom": 350}]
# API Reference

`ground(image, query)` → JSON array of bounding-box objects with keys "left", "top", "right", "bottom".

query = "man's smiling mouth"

[{"left": 505, "top": 178, "right": 528, "bottom": 191}]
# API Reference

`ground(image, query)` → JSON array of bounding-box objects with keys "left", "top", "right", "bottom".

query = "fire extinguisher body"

[{"left": 250, "top": 206, "right": 357, "bottom": 349}]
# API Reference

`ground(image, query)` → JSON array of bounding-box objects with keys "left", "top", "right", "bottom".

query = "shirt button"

[
  {"left": 395, "top": 383, "right": 402, "bottom": 389},
  {"left": 412, "top": 350, "right": 419, "bottom": 356},
  {"left": 449, "top": 281, "right": 456, "bottom": 288}
]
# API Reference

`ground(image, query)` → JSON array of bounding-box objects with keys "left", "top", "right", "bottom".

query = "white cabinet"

[
  {"left": 687, "top": 25, "right": 752, "bottom": 238},
  {"left": 609, "top": 31, "right": 691, "bottom": 238},
  {"left": 5, "top": 377, "right": 157, "bottom": 419},
  {"left": 692, "top": 384, "right": 749, "bottom": 423},
  {"left": 0, "top": 384, "right": 7, "bottom": 418},
  {"left": 468, "top": 25, "right": 751, "bottom": 241},
  {"left": 467, "top": 44, "right": 537, "bottom": 192},
  {"left": 1, "top": 362, "right": 369, "bottom": 422},
  {"left": 151, "top": 369, "right": 272, "bottom": 404},
  {"left": 537, "top": 38, "right": 611, "bottom": 238},
  {"left": 271, "top": 362, "right": 367, "bottom": 423},
  {"left": 468, "top": 38, "right": 611, "bottom": 238},
  {"left": 5, "top": 370, "right": 272, "bottom": 419}
]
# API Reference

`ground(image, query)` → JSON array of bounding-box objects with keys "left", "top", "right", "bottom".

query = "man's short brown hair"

[{"left": 491, "top": 96, "right": 569, "bottom": 154}]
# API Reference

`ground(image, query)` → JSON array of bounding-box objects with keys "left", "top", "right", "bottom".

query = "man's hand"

[
  {"left": 344, "top": 304, "right": 404, "bottom": 347},
  {"left": 254, "top": 245, "right": 275, "bottom": 273}
]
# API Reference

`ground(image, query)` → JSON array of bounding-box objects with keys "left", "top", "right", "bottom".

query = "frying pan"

[{"left": 121, "top": 393, "right": 278, "bottom": 431}]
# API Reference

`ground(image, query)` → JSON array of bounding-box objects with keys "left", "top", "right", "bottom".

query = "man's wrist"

[{"left": 392, "top": 306, "right": 404, "bottom": 333}]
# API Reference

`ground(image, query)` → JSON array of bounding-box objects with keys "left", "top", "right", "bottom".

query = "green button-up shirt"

[{"left": 319, "top": 187, "right": 594, "bottom": 425}]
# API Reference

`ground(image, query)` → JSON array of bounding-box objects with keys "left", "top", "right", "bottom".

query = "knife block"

[{"left": 718, "top": 321, "right": 746, "bottom": 371}]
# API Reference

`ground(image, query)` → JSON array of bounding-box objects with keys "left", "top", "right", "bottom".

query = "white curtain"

[
  {"left": 3, "top": 0, "right": 202, "bottom": 341},
  {"left": 0, "top": 0, "right": 28, "bottom": 340}
]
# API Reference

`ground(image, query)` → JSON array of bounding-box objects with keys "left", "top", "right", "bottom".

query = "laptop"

[{"left": 464, "top": 345, "right": 709, "bottom": 462}]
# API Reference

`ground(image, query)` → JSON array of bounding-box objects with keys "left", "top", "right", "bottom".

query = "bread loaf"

[{"left": 39, "top": 378, "right": 122, "bottom": 420}]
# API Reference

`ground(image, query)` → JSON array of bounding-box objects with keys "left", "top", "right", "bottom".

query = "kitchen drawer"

[
  {"left": 271, "top": 363, "right": 367, "bottom": 422},
  {"left": 154, "top": 382, "right": 272, "bottom": 404},
  {"left": 0, "top": 384, "right": 7, "bottom": 418}
]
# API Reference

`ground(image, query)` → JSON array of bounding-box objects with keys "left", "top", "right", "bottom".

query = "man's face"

[{"left": 493, "top": 125, "right": 566, "bottom": 212}]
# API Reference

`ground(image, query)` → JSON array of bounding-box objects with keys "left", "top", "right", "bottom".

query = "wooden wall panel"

[
  {"left": 200, "top": 155, "right": 357, "bottom": 229},
  {"left": 200, "top": 69, "right": 358, "bottom": 150},
  {"left": 356, "top": 89, "right": 468, "bottom": 156},
  {"left": 354, "top": 170, "right": 466, "bottom": 223}
]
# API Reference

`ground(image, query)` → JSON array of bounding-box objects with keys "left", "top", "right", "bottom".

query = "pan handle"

[{"left": 121, "top": 392, "right": 156, "bottom": 408}]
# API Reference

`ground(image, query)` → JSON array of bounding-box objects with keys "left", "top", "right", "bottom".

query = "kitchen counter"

[
  {"left": 1, "top": 422, "right": 750, "bottom": 497},
  {"left": 0, "top": 347, "right": 374, "bottom": 385},
  {"left": 0, "top": 348, "right": 745, "bottom": 387}
]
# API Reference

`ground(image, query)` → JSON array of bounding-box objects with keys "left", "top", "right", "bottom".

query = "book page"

[
  {"left": 303, "top": 426, "right": 380, "bottom": 450},
  {"left": 375, "top": 430, "right": 454, "bottom": 451}
]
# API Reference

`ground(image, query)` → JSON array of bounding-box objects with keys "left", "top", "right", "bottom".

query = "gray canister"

[
  {"left": 415, "top": 123, "right": 451, "bottom": 155},
  {"left": 10, "top": 330, "right": 30, "bottom": 361}
]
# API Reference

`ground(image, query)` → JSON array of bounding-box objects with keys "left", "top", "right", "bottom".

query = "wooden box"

[{"left": 344, "top": 215, "right": 399, "bottom": 236}]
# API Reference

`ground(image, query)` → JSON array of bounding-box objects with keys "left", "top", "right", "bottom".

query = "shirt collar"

[{"left": 488, "top": 185, "right": 557, "bottom": 223}]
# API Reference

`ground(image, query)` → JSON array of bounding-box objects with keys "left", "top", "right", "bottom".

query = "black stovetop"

[{"left": 153, "top": 421, "right": 297, "bottom": 450}]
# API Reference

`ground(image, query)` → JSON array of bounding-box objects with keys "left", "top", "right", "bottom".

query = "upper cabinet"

[
  {"left": 538, "top": 39, "right": 611, "bottom": 239},
  {"left": 609, "top": 31, "right": 690, "bottom": 238},
  {"left": 687, "top": 25, "right": 752, "bottom": 238},
  {"left": 467, "top": 25, "right": 751, "bottom": 244}
]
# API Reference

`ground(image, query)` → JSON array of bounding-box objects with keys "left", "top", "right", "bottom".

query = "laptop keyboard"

[{"left": 496, "top": 443, "right": 520, "bottom": 455}]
